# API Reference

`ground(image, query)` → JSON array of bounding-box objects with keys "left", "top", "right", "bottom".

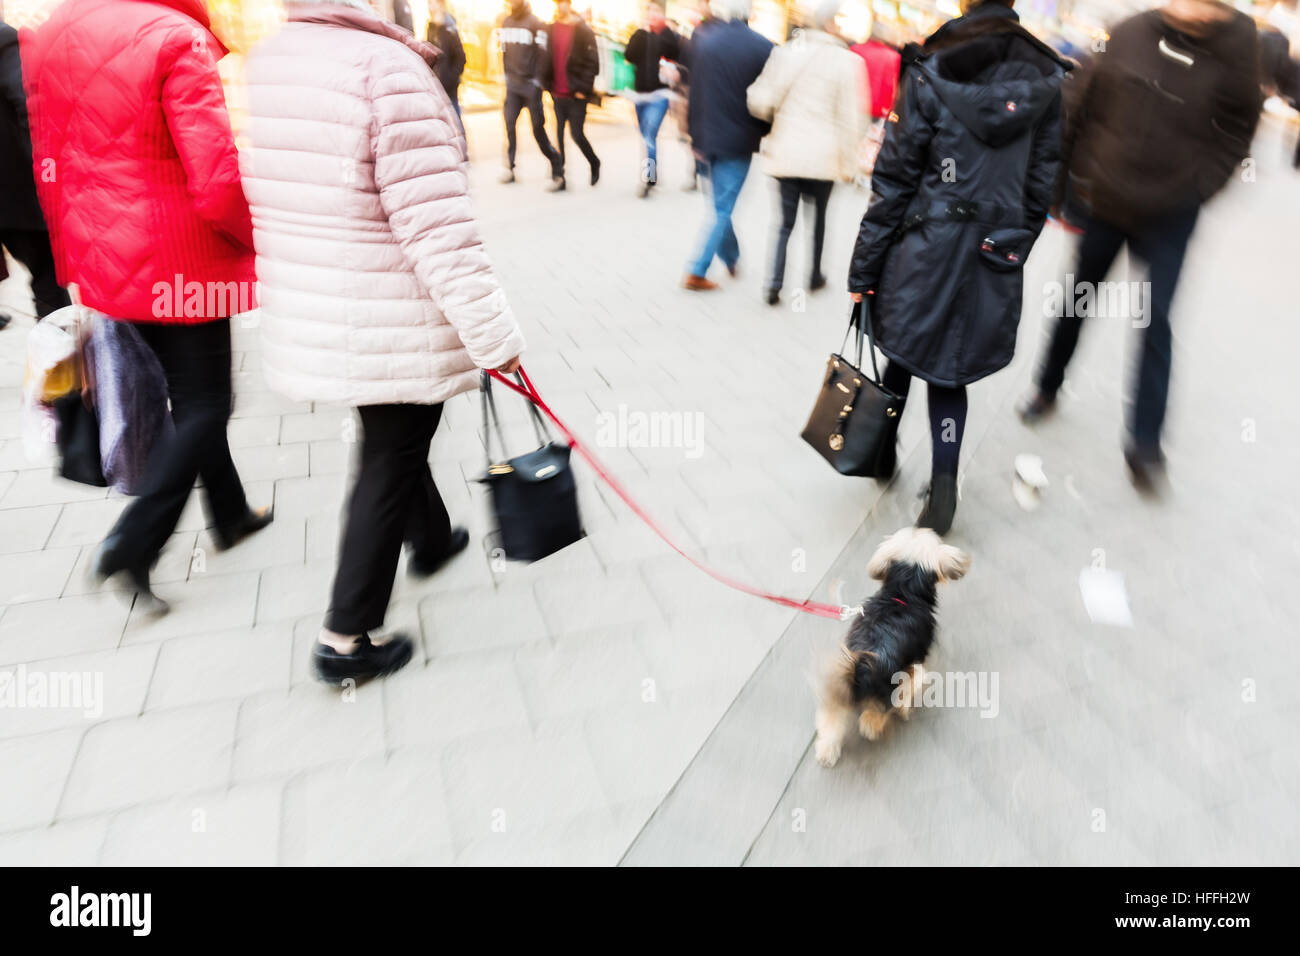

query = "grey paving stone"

[
  {"left": 0, "top": 643, "right": 157, "bottom": 739},
  {"left": 99, "top": 781, "right": 282, "bottom": 866},
  {"left": 0, "top": 728, "right": 83, "bottom": 832},
  {"left": 59, "top": 702, "right": 238, "bottom": 818},
  {"left": 0, "top": 546, "right": 79, "bottom": 605},
  {"left": 0, "top": 817, "right": 107, "bottom": 865},
  {"left": 145, "top": 622, "right": 293, "bottom": 711},
  {"left": 280, "top": 751, "right": 454, "bottom": 865},
  {"left": 0, "top": 593, "right": 130, "bottom": 665},
  {"left": 231, "top": 684, "right": 386, "bottom": 784},
  {"left": 0, "top": 503, "right": 60, "bottom": 554}
]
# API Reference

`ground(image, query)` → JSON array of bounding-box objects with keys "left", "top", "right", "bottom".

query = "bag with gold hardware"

[
  {"left": 478, "top": 371, "right": 585, "bottom": 562},
  {"left": 801, "top": 300, "right": 906, "bottom": 478}
]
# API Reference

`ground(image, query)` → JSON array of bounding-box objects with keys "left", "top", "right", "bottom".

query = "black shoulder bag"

[
  {"left": 478, "top": 371, "right": 584, "bottom": 562},
  {"left": 800, "top": 300, "right": 905, "bottom": 478}
]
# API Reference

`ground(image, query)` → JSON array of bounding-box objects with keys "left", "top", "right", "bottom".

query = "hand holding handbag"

[
  {"left": 800, "top": 299, "right": 906, "bottom": 478},
  {"left": 479, "top": 371, "right": 585, "bottom": 562},
  {"left": 53, "top": 285, "right": 107, "bottom": 487}
]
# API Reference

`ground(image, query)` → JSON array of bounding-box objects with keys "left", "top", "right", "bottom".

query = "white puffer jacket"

[
  {"left": 746, "top": 28, "right": 868, "bottom": 183},
  {"left": 240, "top": 2, "right": 524, "bottom": 406}
]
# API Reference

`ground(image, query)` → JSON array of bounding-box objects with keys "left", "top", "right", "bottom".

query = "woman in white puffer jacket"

[{"left": 241, "top": 0, "right": 524, "bottom": 683}]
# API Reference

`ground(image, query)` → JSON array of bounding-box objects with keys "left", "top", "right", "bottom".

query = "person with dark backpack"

[
  {"left": 543, "top": 0, "right": 601, "bottom": 187},
  {"left": 848, "top": 0, "right": 1070, "bottom": 534}
]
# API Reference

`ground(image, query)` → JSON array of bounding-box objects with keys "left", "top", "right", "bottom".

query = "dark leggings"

[{"left": 881, "top": 361, "right": 967, "bottom": 476}]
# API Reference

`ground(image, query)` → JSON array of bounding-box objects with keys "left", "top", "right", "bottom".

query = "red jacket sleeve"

[{"left": 160, "top": 30, "right": 254, "bottom": 251}]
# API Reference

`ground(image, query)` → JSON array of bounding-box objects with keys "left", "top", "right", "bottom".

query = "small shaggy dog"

[{"left": 815, "top": 527, "right": 970, "bottom": 768}]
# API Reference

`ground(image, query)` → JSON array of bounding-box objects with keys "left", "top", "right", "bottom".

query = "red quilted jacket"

[{"left": 21, "top": 0, "right": 255, "bottom": 323}]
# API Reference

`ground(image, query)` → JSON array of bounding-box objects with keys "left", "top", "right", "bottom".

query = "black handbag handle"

[
  {"left": 839, "top": 298, "right": 883, "bottom": 384},
  {"left": 481, "top": 371, "right": 552, "bottom": 468}
]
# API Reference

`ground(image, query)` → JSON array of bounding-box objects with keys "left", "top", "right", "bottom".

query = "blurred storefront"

[{"left": 5, "top": 0, "right": 1188, "bottom": 119}]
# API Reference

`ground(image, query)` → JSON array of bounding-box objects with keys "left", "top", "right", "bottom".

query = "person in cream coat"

[
  {"left": 241, "top": 0, "right": 524, "bottom": 683},
  {"left": 747, "top": 0, "right": 867, "bottom": 305}
]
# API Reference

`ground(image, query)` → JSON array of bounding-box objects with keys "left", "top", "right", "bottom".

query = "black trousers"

[
  {"left": 1036, "top": 205, "right": 1199, "bottom": 450},
  {"left": 504, "top": 87, "right": 562, "bottom": 177},
  {"left": 0, "top": 228, "right": 71, "bottom": 317},
  {"left": 769, "top": 178, "right": 833, "bottom": 293},
  {"left": 881, "top": 360, "right": 968, "bottom": 477},
  {"left": 326, "top": 403, "right": 452, "bottom": 635},
  {"left": 552, "top": 95, "right": 599, "bottom": 174},
  {"left": 107, "top": 318, "right": 248, "bottom": 568}
]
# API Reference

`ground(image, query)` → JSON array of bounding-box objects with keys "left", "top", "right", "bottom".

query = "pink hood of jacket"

[{"left": 241, "top": 1, "right": 523, "bottom": 406}]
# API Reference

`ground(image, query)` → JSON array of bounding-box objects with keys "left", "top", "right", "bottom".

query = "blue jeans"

[
  {"left": 688, "top": 155, "right": 751, "bottom": 279},
  {"left": 634, "top": 92, "right": 671, "bottom": 183}
]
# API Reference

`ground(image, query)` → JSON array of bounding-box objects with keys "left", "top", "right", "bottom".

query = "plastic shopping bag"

[
  {"left": 92, "top": 315, "right": 170, "bottom": 495},
  {"left": 20, "top": 308, "right": 79, "bottom": 462}
]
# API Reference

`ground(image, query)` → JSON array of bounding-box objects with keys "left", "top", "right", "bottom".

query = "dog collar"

[{"left": 893, "top": 598, "right": 907, "bottom": 607}]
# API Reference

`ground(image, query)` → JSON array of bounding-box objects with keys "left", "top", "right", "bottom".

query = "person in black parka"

[
  {"left": 1, "top": 19, "right": 70, "bottom": 328},
  {"left": 848, "top": 0, "right": 1069, "bottom": 534}
]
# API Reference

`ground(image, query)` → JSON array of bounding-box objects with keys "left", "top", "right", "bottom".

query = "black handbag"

[
  {"left": 54, "top": 306, "right": 107, "bottom": 488},
  {"left": 801, "top": 300, "right": 906, "bottom": 478},
  {"left": 479, "top": 371, "right": 584, "bottom": 562}
]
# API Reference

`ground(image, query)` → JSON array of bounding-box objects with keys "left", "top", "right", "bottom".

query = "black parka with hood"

[{"left": 849, "top": 15, "right": 1071, "bottom": 388}]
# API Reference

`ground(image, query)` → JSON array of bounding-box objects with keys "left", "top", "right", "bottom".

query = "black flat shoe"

[
  {"left": 1017, "top": 390, "right": 1056, "bottom": 425},
  {"left": 214, "top": 506, "right": 273, "bottom": 551},
  {"left": 766, "top": 289, "right": 781, "bottom": 306},
  {"left": 91, "top": 541, "right": 169, "bottom": 615},
  {"left": 917, "top": 473, "right": 958, "bottom": 536},
  {"left": 590, "top": 160, "right": 601, "bottom": 186},
  {"left": 809, "top": 273, "right": 827, "bottom": 293},
  {"left": 407, "top": 526, "right": 470, "bottom": 578},
  {"left": 1124, "top": 444, "right": 1166, "bottom": 495},
  {"left": 313, "top": 633, "right": 414, "bottom": 685}
]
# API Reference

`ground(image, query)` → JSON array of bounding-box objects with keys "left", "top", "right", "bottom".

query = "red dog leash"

[{"left": 487, "top": 368, "right": 845, "bottom": 621}]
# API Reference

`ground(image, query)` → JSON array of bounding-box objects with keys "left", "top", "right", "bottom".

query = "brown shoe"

[{"left": 683, "top": 275, "right": 718, "bottom": 291}]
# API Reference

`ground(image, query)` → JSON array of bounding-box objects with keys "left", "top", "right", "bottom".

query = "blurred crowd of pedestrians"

[{"left": 0, "top": 0, "right": 1290, "bottom": 684}]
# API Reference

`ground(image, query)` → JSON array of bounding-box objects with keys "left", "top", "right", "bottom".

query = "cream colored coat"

[
  {"left": 240, "top": 4, "right": 524, "bottom": 406},
  {"left": 746, "top": 29, "right": 868, "bottom": 183}
]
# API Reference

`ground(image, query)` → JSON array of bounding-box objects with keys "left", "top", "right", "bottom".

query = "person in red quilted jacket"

[{"left": 22, "top": 0, "right": 271, "bottom": 612}]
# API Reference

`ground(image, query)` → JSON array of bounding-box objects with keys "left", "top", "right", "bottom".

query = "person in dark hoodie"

[
  {"left": 1018, "top": 0, "right": 1261, "bottom": 492},
  {"left": 427, "top": 0, "right": 466, "bottom": 114},
  {"left": 543, "top": 0, "right": 601, "bottom": 187},
  {"left": 847, "top": 0, "right": 1070, "bottom": 534},
  {"left": 499, "top": 0, "right": 564, "bottom": 190},
  {"left": 0, "top": 17, "right": 70, "bottom": 329}
]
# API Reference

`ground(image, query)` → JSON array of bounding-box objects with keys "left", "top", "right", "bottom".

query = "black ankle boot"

[
  {"left": 313, "top": 633, "right": 414, "bottom": 684},
  {"left": 1123, "top": 443, "right": 1166, "bottom": 495},
  {"left": 214, "top": 506, "right": 274, "bottom": 551},
  {"left": 91, "top": 540, "right": 169, "bottom": 615},
  {"left": 1017, "top": 390, "right": 1056, "bottom": 425},
  {"left": 407, "top": 526, "right": 470, "bottom": 578},
  {"left": 917, "top": 473, "right": 958, "bottom": 536}
]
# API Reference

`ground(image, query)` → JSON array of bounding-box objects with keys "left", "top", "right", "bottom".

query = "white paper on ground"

[{"left": 1078, "top": 568, "right": 1134, "bottom": 627}]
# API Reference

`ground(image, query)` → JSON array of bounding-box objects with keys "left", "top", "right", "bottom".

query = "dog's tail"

[{"left": 816, "top": 645, "right": 861, "bottom": 711}]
